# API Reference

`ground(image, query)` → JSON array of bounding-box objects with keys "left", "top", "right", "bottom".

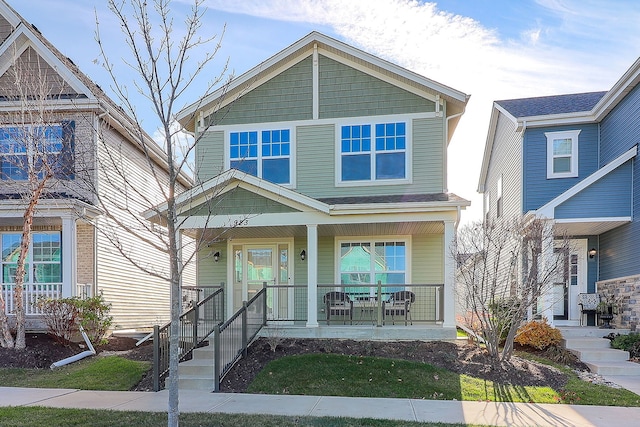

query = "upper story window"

[
  {"left": 339, "top": 121, "right": 407, "bottom": 184},
  {"left": 229, "top": 128, "right": 291, "bottom": 185},
  {"left": 546, "top": 130, "right": 580, "bottom": 179},
  {"left": 0, "top": 122, "right": 75, "bottom": 181}
]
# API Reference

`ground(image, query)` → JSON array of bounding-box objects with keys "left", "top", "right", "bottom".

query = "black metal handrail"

[
  {"left": 151, "top": 286, "right": 224, "bottom": 391},
  {"left": 213, "top": 286, "right": 267, "bottom": 391}
]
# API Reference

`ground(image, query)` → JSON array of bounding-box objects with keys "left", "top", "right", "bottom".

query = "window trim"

[
  {"left": 225, "top": 126, "right": 295, "bottom": 187},
  {"left": 546, "top": 130, "right": 580, "bottom": 179},
  {"left": 335, "top": 116, "right": 412, "bottom": 187}
]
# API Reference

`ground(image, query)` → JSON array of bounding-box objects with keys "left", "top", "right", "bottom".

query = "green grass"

[
  {"left": 0, "top": 356, "right": 149, "bottom": 390},
  {"left": 0, "top": 407, "right": 485, "bottom": 427},
  {"left": 248, "top": 353, "right": 640, "bottom": 406}
]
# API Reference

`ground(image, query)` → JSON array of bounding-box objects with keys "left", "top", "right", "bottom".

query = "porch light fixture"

[
  {"left": 300, "top": 249, "right": 306, "bottom": 261},
  {"left": 589, "top": 248, "right": 597, "bottom": 259},
  {"left": 213, "top": 251, "right": 220, "bottom": 262}
]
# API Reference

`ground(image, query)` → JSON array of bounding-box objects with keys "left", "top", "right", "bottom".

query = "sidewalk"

[{"left": 2, "top": 386, "right": 640, "bottom": 427}]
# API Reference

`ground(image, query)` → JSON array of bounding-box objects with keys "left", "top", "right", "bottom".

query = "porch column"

[
  {"left": 539, "top": 222, "right": 555, "bottom": 326},
  {"left": 306, "top": 224, "right": 319, "bottom": 327},
  {"left": 443, "top": 220, "right": 456, "bottom": 328},
  {"left": 61, "top": 216, "right": 77, "bottom": 298}
]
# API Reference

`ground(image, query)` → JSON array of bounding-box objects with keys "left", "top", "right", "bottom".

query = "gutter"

[{"left": 50, "top": 326, "right": 96, "bottom": 369}]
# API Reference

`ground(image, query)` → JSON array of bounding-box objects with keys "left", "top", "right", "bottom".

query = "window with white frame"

[
  {"left": 0, "top": 122, "right": 75, "bottom": 181},
  {"left": 1, "top": 232, "right": 61, "bottom": 285},
  {"left": 546, "top": 130, "right": 580, "bottom": 179},
  {"left": 340, "top": 121, "right": 407, "bottom": 183},
  {"left": 339, "top": 240, "right": 406, "bottom": 297},
  {"left": 229, "top": 128, "right": 291, "bottom": 184},
  {"left": 484, "top": 192, "right": 490, "bottom": 222}
]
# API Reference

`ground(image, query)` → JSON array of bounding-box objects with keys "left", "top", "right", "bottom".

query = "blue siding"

[
  {"left": 555, "top": 161, "right": 632, "bottom": 219},
  {"left": 598, "top": 83, "right": 640, "bottom": 280},
  {"left": 523, "top": 124, "right": 599, "bottom": 212}
]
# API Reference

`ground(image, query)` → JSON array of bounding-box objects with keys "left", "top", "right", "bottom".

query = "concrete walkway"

[{"left": 2, "top": 386, "right": 640, "bottom": 427}]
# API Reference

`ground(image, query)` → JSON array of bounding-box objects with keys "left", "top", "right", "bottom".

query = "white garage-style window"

[{"left": 546, "top": 130, "right": 580, "bottom": 179}]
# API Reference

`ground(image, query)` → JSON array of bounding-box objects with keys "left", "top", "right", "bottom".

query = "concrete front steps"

[
  {"left": 558, "top": 326, "right": 640, "bottom": 376},
  {"left": 178, "top": 343, "right": 216, "bottom": 390}
]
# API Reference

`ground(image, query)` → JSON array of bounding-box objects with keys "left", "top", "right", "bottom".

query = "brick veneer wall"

[
  {"left": 76, "top": 222, "right": 95, "bottom": 287},
  {"left": 597, "top": 274, "right": 640, "bottom": 330}
]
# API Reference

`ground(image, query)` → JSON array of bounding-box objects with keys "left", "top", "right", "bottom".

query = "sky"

[{"left": 16, "top": 0, "right": 640, "bottom": 224}]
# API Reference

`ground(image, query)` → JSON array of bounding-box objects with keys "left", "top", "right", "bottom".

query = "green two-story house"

[{"left": 175, "top": 32, "right": 470, "bottom": 339}]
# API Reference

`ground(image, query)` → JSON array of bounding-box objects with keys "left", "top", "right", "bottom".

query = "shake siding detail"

[
  {"left": 598, "top": 83, "right": 640, "bottom": 280},
  {"left": 206, "top": 56, "right": 313, "bottom": 126},
  {"left": 523, "top": 123, "right": 599, "bottom": 212},
  {"left": 318, "top": 55, "right": 434, "bottom": 119},
  {"left": 95, "top": 126, "right": 173, "bottom": 329},
  {"left": 195, "top": 130, "right": 224, "bottom": 184},
  {"left": 555, "top": 161, "right": 632, "bottom": 219},
  {"left": 187, "top": 187, "right": 298, "bottom": 217}
]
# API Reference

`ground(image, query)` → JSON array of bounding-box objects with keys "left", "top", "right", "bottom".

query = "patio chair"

[
  {"left": 324, "top": 291, "right": 353, "bottom": 325},
  {"left": 383, "top": 291, "right": 415, "bottom": 325},
  {"left": 578, "top": 293, "right": 600, "bottom": 326}
]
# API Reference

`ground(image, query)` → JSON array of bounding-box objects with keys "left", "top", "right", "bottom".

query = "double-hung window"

[
  {"left": 229, "top": 128, "right": 291, "bottom": 184},
  {"left": 339, "top": 240, "right": 406, "bottom": 297},
  {"left": 0, "top": 122, "right": 75, "bottom": 181},
  {"left": 340, "top": 121, "right": 407, "bottom": 183},
  {"left": 1, "top": 232, "right": 61, "bottom": 285},
  {"left": 546, "top": 130, "right": 580, "bottom": 179}
]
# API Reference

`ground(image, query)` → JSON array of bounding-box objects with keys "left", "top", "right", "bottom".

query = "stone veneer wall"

[{"left": 597, "top": 274, "right": 640, "bottom": 330}]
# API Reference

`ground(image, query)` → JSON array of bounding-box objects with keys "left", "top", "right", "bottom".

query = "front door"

[
  {"left": 553, "top": 239, "right": 587, "bottom": 324},
  {"left": 231, "top": 242, "right": 292, "bottom": 319}
]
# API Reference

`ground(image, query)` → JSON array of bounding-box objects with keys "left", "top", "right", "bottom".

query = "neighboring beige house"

[
  {"left": 173, "top": 32, "right": 470, "bottom": 340},
  {"left": 0, "top": 1, "right": 190, "bottom": 331}
]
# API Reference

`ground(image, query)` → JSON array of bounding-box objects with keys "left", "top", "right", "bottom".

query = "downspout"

[{"left": 50, "top": 326, "right": 96, "bottom": 369}]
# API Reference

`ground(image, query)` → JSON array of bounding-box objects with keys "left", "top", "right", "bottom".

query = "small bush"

[
  {"left": 611, "top": 333, "right": 640, "bottom": 357},
  {"left": 514, "top": 318, "right": 562, "bottom": 350},
  {"left": 77, "top": 295, "right": 113, "bottom": 345},
  {"left": 37, "top": 297, "right": 81, "bottom": 345}
]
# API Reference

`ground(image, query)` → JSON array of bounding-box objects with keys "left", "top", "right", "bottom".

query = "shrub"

[
  {"left": 488, "top": 297, "right": 522, "bottom": 342},
  {"left": 77, "top": 295, "right": 113, "bottom": 345},
  {"left": 36, "top": 297, "right": 81, "bottom": 345},
  {"left": 514, "top": 318, "right": 562, "bottom": 350},
  {"left": 611, "top": 333, "right": 640, "bottom": 357}
]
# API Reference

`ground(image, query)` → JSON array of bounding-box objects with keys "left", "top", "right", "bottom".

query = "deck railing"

[
  {"left": 265, "top": 283, "right": 444, "bottom": 325},
  {"left": 151, "top": 286, "right": 225, "bottom": 391},
  {"left": 1, "top": 283, "right": 62, "bottom": 315},
  {"left": 213, "top": 287, "right": 266, "bottom": 391}
]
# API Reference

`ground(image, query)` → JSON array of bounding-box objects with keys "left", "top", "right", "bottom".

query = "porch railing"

[
  {"left": 151, "top": 285, "right": 225, "bottom": 392},
  {"left": 213, "top": 287, "right": 267, "bottom": 391},
  {"left": 265, "top": 283, "right": 444, "bottom": 325},
  {"left": 1, "top": 283, "right": 62, "bottom": 315}
]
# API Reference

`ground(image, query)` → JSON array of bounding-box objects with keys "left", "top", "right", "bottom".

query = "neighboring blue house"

[{"left": 478, "top": 57, "right": 640, "bottom": 327}]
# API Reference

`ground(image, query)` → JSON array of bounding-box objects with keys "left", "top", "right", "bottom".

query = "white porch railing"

[{"left": 1, "top": 283, "right": 63, "bottom": 315}]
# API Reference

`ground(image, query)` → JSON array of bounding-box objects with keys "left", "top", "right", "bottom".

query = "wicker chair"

[
  {"left": 324, "top": 291, "right": 353, "bottom": 325},
  {"left": 383, "top": 291, "right": 415, "bottom": 325}
]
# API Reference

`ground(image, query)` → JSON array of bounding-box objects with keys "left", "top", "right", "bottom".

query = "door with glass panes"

[{"left": 232, "top": 243, "right": 292, "bottom": 319}]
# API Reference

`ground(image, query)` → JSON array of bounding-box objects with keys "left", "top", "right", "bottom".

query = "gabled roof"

[
  {"left": 479, "top": 57, "right": 640, "bottom": 193},
  {"left": 495, "top": 91, "right": 606, "bottom": 119},
  {"left": 177, "top": 31, "right": 469, "bottom": 132}
]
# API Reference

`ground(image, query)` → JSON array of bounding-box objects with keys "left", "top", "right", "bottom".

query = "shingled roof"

[{"left": 495, "top": 91, "right": 607, "bottom": 118}]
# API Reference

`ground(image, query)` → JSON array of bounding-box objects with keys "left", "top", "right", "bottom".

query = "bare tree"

[
  {"left": 454, "top": 216, "right": 569, "bottom": 368},
  {"left": 0, "top": 46, "right": 75, "bottom": 349},
  {"left": 93, "top": 1, "right": 230, "bottom": 425}
]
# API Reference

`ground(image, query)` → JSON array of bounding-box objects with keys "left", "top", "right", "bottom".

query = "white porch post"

[
  {"left": 443, "top": 220, "right": 456, "bottom": 328},
  {"left": 540, "top": 222, "right": 555, "bottom": 326},
  {"left": 306, "top": 224, "right": 319, "bottom": 327},
  {"left": 61, "top": 216, "right": 77, "bottom": 298}
]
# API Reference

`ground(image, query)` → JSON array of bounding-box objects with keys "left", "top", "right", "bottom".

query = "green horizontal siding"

[
  {"left": 296, "top": 124, "right": 335, "bottom": 197},
  {"left": 413, "top": 117, "right": 444, "bottom": 193},
  {"left": 195, "top": 131, "right": 224, "bottom": 183},
  {"left": 206, "top": 57, "right": 313, "bottom": 126},
  {"left": 318, "top": 55, "right": 435, "bottom": 119},
  {"left": 412, "top": 234, "right": 443, "bottom": 283}
]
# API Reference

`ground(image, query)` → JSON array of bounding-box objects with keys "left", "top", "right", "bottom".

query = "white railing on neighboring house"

[
  {"left": 1, "top": 283, "right": 63, "bottom": 315},
  {"left": 76, "top": 283, "right": 93, "bottom": 300}
]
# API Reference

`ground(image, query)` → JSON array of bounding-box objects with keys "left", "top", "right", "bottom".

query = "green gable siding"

[
  {"left": 186, "top": 187, "right": 299, "bottom": 217},
  {"left": 206, "top": 57, "right": 313, "bottom": 126},
  {"left": 318, "top": 55, "right": 435, "bottom": 119},
  {"left": 195, "top": 130, "right": 224, "bottom": 183}
]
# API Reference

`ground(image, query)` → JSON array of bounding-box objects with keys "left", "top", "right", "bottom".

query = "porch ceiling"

[
  {"left": 555, "top": 219, "right": 631, "bottom": 236},
  {"left": 193, "top": 221, "right": 444, "bottom": 241}
]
